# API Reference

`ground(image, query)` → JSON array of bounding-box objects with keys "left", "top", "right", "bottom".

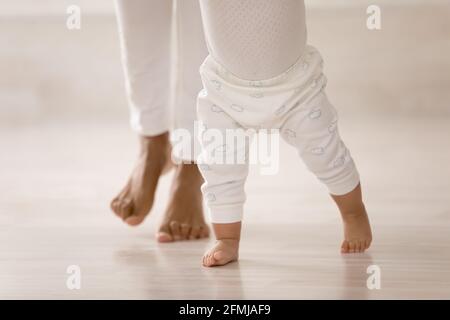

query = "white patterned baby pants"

[{"left": 197, "top": 46, "right": 360, "bottom": 223}]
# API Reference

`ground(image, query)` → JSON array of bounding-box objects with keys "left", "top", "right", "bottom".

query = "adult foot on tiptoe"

[
  {"left": 110, "top": 133, "right": 172, "bottom": 226},
  {"left": 156, "top": 163, "right": 209, "bottom": 242}
]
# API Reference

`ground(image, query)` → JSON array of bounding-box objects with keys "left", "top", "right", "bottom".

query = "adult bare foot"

[
  {"left": 156, "top": 163, "right": 209, "bottom": 242},
  {"left": 110, "top": 133, "right": 172, "bottom": 226}
]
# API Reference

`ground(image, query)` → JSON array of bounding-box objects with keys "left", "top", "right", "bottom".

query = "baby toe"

[
  {"left": 341, "top": 240, "right": 350, "bottom": 253},
  {"left": 348, "top": 241, "right": 357, "bottom": 253}
]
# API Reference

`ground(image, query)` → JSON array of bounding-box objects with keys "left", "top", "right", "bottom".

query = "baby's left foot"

[
  {"left": 340, "top": 207, "right": 372, "bottom": 253},
  {"left": 202, "top": 239, "right": 239, "bottom": 267}
]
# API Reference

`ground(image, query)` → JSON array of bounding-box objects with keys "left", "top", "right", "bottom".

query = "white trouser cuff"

[
  {"left": 130, "top": 110, "right": 170, "bottom": 137},
  {"left": 327, "top": 166, "right": 360, "bottom": 196},
  {"left": 208, "top": 205, "right": 243, "bottom": 224}
]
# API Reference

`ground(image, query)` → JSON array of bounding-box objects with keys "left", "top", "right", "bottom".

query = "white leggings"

[{"left": 114, "top": 0, "right": 207, "bottom": 161}]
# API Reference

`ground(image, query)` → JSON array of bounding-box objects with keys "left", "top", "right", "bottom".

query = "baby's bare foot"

[
  {"left": 157, "top": 163, "right": 209, "bottom": 242},
  {"left": 341, "top": 207, "right": 372, "bottom": 253},
  {"left": 110, "top": 133, "right": 172, "bottom": 226},
  {"left": 331, "top": 184, "right": 372, "bottom": 254},
  {"left": 203, "top": 239, "right": 239, "bottom": 267}
]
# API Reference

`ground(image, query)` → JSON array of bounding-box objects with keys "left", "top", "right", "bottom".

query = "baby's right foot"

[
  {"left": 340, "top": 207, "right": 372, "bottom": 254},
  {"left": 202, "top": 239, "right": 239, "bottom": 267},
  {"left": 331, "top": 184, "right": 372, "bottom": 254}
]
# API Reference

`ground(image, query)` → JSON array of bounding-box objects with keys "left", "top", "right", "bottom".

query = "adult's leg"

[
  {"left": 171, "top": 0, "right": 208, "bottom": 162},
  {"left": 157, "top": 0, "right": 210, "bottom": 242},
  {"left": 111, "top": 0, "right": 173, "bottom": 226}
]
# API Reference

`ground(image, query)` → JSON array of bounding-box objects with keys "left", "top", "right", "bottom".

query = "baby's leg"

[
  {"left": 197, "top": 89, "right": 253, "bottom": 266},
  {"left": 281, "top": 92, "right": 372, "bottom": 253},
  {"left": 331, "top": 183, "right": 372, "bottom": 253}
]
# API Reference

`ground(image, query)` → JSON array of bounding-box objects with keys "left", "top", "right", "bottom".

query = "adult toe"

[
  {"left": 156, "top": 224, "right": 174, "bottom": 242},
  {"left": 180, "top": 223, "right": 191, "bottom": 240},
  {"left": 170, "top": 221, "right": 182, "bottom": 241}
]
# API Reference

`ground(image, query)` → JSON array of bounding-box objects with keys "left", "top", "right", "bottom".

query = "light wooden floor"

[{"left": 1, "top": 4, "right": 450, "bottom": 299}]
